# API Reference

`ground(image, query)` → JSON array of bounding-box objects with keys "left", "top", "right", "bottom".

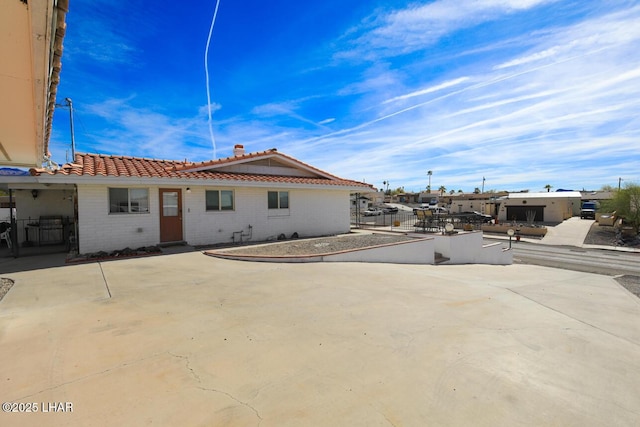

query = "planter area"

[{"left": 482, "top": 224, "right": 547, "bottom": 237}]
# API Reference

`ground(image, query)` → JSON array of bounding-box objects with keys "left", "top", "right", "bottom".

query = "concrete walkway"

[
  {"left": 539, "top": 217, "right": 595, "bottom": 246},
  {"left": 1, "top": 252, "right": 640, "bottom": 426}
]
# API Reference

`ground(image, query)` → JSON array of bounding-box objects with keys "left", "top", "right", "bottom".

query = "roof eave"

[
  {"left": 178, "top": 151, "right": 341, "bottom": 181},
  {"left": 23, "top": 173, "right": 374, "bottom": 191}
]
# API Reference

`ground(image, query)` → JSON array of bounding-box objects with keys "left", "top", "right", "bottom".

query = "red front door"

[{"left": 159, "top": 189, "right": 183, "bottom": 242}]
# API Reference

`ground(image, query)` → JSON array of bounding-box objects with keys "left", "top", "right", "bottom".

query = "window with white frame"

[
  {"left": 268, "top": 191, "right": 289, "bottom": 209},
  {"left": 109, "top": 188, "right": 149, "bottom": 213},
  {"left": 206, "top": 190, "right": 234, "bottom": 211}
]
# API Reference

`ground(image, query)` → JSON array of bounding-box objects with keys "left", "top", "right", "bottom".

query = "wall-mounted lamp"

[
  {"left": 186, "top": 187, "right": 191, "bottom": 194},
  {"left": 31, "top": 189, "right": 39, "bottom": 199}
]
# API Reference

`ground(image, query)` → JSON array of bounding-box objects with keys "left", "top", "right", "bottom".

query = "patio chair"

[
  {"left": 414, "top": 210, "right": 434, "bottom": 232},
  {"left": 0, "top": 227, "right": 11, "bottom": 249}
]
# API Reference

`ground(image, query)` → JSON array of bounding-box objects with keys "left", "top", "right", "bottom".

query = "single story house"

[
  {"left": 497, "top": 191, "right": 582, "bottom": 223},
  {"left": 2, "top": 145, "right": 375, "bottom": 254}
]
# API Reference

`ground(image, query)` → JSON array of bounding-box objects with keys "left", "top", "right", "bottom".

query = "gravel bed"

[
  {"left": 217, "top": 234, "right": 417, "bottom": 257},
  {"left": 584, "top": 223, "right": 618, "bottom": 246},
  {"left": 584, "top": 223, "right": 640, "bottom": 247},
  {"left": 0, "top": 277, "right": 14, "bottom": 302},
  {"left": 615, "top": 275, "right": 640, "bottom": 299}
]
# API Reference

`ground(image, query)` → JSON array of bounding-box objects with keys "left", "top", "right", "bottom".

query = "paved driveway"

[{"left": 1, "top": 252, "right": 640, "bottom": 426}]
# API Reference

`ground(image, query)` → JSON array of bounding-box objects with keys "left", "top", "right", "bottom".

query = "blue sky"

[{"left": 51, "top": 0, "right": 640, "bottom": 193}]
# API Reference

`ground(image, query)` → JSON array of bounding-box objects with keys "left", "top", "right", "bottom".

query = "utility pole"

[{"left": 619, "top": 177, "right": 623, "bottom": 191}]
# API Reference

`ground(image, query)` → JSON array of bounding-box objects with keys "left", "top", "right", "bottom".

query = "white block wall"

[
  {"left": 183, "top": 186, "right": 351, "bottom": 246},
  {"left": 77, "top": 184, "right": 352, "bottom": 254},
  {"left": 77, "top": 185, "right": 161, "bottom": 254}
]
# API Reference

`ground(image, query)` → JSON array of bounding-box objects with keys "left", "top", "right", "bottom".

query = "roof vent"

[{"left": 233, "top": 144, "right": 245, "bottom": 156}]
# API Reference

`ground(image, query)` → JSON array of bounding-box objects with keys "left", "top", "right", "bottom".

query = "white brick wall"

[
  {"left": 78, "top": 184, "right": 352, "bottom": 253},
  {"left": 183, "top": 186, "right": 351, "bottom": 246},
  {"left": 78, "top": 185, "right": 160, "bottom": 253}
]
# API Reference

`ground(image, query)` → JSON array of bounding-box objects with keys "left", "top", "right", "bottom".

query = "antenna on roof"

[
  {"left": 54, "top": 97, "right": 75, "bottom": 167},
  {"left": 204, "top": 0, "right": 222, "bottom": 159}
]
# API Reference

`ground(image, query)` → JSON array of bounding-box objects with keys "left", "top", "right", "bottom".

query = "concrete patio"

[{"left": 1, "top": 252, "right": 640, "bottom": 426}]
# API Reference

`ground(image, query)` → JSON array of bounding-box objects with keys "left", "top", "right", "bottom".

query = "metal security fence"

[
  {"left": 0, "top": 217, "right": 77, "bottom": 258},
  {"left": 351, "top": 210, "right": 493, "bottom": 234}
]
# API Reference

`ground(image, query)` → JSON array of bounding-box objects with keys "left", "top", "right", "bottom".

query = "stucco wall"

[
  {"left": 324, "top": 238, "right": 434, "bottom": 264},
  {"left": 77, "top": 184, "right": 351, "bottom": 253},
  {"left": 497, "top": 197, "right": 578, "bottom": 222},
  {"left": 432, "top": 231, "right": 512, "bottom": 265},
  {"left": 12, "top": 188, "right": 75, "bottom": 244},
  {"left": 14, "top": 188, "right": 74, "bottom": 222}
]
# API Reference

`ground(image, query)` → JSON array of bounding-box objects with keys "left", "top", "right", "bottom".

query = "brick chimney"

[{"left": 233, "top": 144, "right": 245, "bottom": 156}]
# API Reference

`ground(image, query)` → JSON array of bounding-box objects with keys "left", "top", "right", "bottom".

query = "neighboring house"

[
  {"left": 443, "top": 192, "right": 509, "bottom": 216},
  {"left": 396, "top": 193, "right": 420, "bottom": 204},
  {"left": 497, "top": 191, "right": 582, "bottom": 223},
  {"left": 351, "top": 194, "right": 370, "bottom": 211},
  {"left": 3, "top": 145, "right": 374, "bottom": 254}
]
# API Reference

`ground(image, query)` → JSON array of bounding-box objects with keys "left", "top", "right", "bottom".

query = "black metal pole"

[{"left": 9, "top": 189, "right": 18, "bottom": 257}]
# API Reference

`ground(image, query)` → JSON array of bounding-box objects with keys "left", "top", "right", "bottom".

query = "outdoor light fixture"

[
  {"left": 186, "top": 187, "right": 191, "bottom": 194},
  {"left": 507, "top": 228, "right": 515, "bottom": 249},
  {"left": 31, "top": 189, "right": 39, "bottom": 199}
]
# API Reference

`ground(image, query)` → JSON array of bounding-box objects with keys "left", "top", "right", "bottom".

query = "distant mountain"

[{"left": 0, "top": 168, "right": 29, "bottom": 176}]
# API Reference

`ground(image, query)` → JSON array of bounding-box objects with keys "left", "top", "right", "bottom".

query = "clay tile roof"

[{"left": 28, "top": 152, "right": 374, "bottom": 189}]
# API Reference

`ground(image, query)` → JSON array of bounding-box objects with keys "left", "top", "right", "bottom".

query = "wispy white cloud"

[
  {"left": 383, "top": 77, "right": 470, "bottom": 104},
  {"left": 53, "top": 97, "right": 215, "bottom": 161},
  {"left": 292, "top": 3, "right": 640, "bottom": 191},
  {"left": 64, "top": 2, "right": 140, "bottom": 66},
  {"left": 198, "top": 103, "right": 222, "bottom": 116},
  {"left": 336, "top": 0, "right": 557, "bottom": 61}
]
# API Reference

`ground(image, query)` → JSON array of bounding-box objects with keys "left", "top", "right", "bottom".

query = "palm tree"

[
  {"left": 382, "top": 180, "right": 390, "bottom": 195},
  {"left": 427, "top": 170, "right": 432, "bottom": 192},
  {"left": 544, "top": 184, "right": 553, "bottom": 192},
  {"left": 439, "top": 185, "right": 446, "bottom": 196}
]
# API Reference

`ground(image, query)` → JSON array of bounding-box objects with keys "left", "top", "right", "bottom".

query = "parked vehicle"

[
  {"left": 429, "top": 206, "right": 448, "bottom": 214},
  {"left": 455, "top": 211, "right": 493, "bottom": 223},
  {"left": 382, "top": 206, "right": 399, "bottom": 214},
  {"left": 363, "top": 207, "right": 383, "bottom": 216},
  {"left": 580, "top": 201, "right": 597, "bottom": 219}
]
